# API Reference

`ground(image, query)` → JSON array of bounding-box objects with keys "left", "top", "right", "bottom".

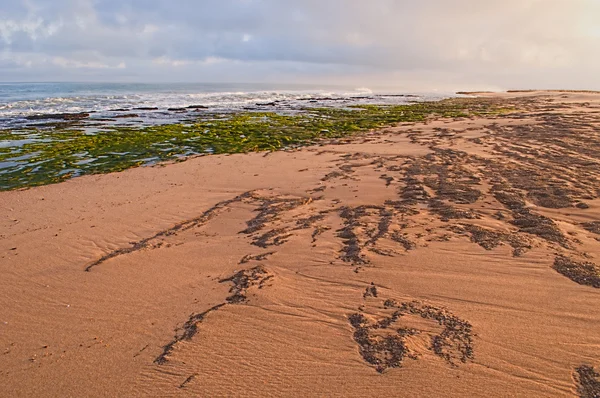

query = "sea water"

[{"left": 0, "top": 82, "right": 452, "bottom": 126}]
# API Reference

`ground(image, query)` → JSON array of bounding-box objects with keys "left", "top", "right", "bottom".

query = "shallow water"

[{"left": 0, "top": 82, "right": 452, "bottom": 126}]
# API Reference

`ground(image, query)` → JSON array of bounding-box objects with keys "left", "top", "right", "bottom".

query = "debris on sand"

[
  {"left": 574, "top": 365, "right": 600, "bottom": 398},
  {"left": 349, "top": 300, "right": 474, "bottom": 373},
  {"left": 553, "top": 256, "right": 600, "bottom": 288}
]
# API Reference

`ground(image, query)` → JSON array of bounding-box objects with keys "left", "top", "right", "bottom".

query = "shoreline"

[
  {"left": 1, "top": 91, "right": 599, "bottom": 397},
  {"left": 0, "top": 96, "right": 501, "bottom": 191}
]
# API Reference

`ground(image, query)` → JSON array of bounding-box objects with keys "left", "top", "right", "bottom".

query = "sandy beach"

[{"left": 1, "top": 91, "right": 599, "bottom": 397}]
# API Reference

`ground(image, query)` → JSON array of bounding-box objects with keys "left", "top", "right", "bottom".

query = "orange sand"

[{"left": 1, "top": 91, "right": 599, "bottom": 397}]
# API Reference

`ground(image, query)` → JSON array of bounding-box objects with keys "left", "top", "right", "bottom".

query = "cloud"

[
  {"left": 51, "top": 55, "right": 125, "bottom": 69},
  {"left": 152, "top": 55, "right": 225, "bottom": 67},
  {"left": 0, "top": 0, "right": 599, "bottom": 90}
]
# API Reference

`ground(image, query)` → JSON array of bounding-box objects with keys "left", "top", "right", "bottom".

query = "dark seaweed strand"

[{"left": 85, "top": 191, "right": 253, "bottom": 271}]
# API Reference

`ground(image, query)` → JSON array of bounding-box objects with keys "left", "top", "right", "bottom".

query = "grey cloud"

[{"left": 0, "top": 0, "right": 599, "bottom": 90}]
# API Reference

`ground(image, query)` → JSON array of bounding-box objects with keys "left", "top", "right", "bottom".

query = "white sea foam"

[{"left": 0, "top": 83, "right": 454, "bottom": 123}]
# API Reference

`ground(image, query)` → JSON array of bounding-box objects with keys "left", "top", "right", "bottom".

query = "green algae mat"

[{"left": 0, "top": 99, "right": 507, "bottom": 191}]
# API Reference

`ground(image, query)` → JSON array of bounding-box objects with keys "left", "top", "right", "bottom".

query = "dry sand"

[{"left": 1, "top": 91, "right": 600, "bottom": 397}]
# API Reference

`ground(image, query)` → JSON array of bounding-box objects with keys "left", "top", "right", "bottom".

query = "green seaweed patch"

[{"left": 0, "top": 99, "right": 502, "bottom": 190}]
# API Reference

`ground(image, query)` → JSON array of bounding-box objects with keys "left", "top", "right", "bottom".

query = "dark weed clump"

[
  {"left": 493, "top": 188, "right": 527, "bottom": 211},
  {"left": 251, "top": 228, "right": 293, "bottom": 248},
  {"left": 380, "top": 174, "right": 394, "bottom": 187},
  {"left": 400, "top": 176, "right": 430, "bottom": 205},
  {"left": 574, "top": 365, "right": 600, "bottom": 398},
  {"left": 240, "top": 196, "right": 309, "bottom": 234},
  {"left": 363, "top": 283, "right": 379, "bottom": 298},
  {"left": 337, "top": 206, "right": 372, "bottom": 265},
  {"left": 365, "top": 208, "right": 394, "bottom": 246},
  {"left": 492, "top": 184, "right": 570, "bottom": 248},
  {"left": 85, "top": 192, "right": 253, "bottom": 272},
  {"left": 429, "top": 199, "right": 479, "bottom": 221},
  {"left": 155, "top": 303, "right": 226, "bottom": 365},
  {"left": 219, "top": 265, "right": 273, "bottom": 303},
  {"left": 295, "top": 214, "right": 326, "bottom": 230},
  {"left": 582, "top": 222, "right": 600, "bottom": 235},
  {"left": 239, "top": 252, "right": 275, "bottom": 264},
  {"left": 348, "top": 313, "right": 411, "bottom": 373},
  {"left": 393, "top": 301, "right": 475, "bottom": 365},
  {"left": 511, "top": 209, "right": 570, "bottom": 248},
  {"left": 553, "top": 256, "right": 600, "bottom": 288},
  {"left": 390, "top": 232, "right": 417, "bottom": 251},
  {"left": 155, "top": 265, "right": 273, "bottom": 365},
  {"left": 337, "top": 204, "right": 417, "bottom": 264},
  {"left": 348, "top": 300, "right": 474, "bottom": 373},
  {"left": 462, "top": 224, "right": 531, "bottom": 257}
]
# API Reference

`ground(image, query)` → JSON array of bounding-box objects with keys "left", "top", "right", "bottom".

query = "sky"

[{"left": 1, "top": 0, "right": 600, "bottom": 90}]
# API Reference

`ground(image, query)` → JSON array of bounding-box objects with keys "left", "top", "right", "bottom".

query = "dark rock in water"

[
  {"left": 26, "top": 112, "right": 90, "bottom": 121},
  {"left": 187, "top": 105, "right": 209, "bottom": 109},
  {"left": 380, "top": 94, "right": 419, "bottom": 98},
  {"left": 302, "top": 97, "right": 345, "bottom": 102},
  {"left": 27, "top": 121, "right": 82, "bottom": 129},
  {"left": 256, "top": 102, "right": 277, "bottom": 106},
  {"left": 168, "top": 108, "right": 187, "bottom": 112},
  {"left": 111, "top": 108, "right": 131, "bottom": 112},
  {"left": 114, "top": 114, "right": 140, "bottom": 119},
  {"left": 133, "top": 107, "right": 159, "bottom": 111}
]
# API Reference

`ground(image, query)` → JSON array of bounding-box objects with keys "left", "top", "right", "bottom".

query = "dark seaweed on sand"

[
  {"left": 155, "top": 265, "right": 273, "bottom": 364},
  {"left": 349, "top": 301, "right": 474, "bottom": 373},
  {"left": 553, "top": 256, "right": 600, "bottom": 288},
  {"left": 582, "top": 222, "right": 600, "bottom": 235},
  {"left": 575, "top": 365, "right": 600, "bottom": 398},
  {"left": 219, "top": 265, "right": 273, "bottom": 303}
]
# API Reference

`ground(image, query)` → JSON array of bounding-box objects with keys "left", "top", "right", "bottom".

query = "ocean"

[{"left": 0, "top": 82, "right": 453, "bottom": 128}]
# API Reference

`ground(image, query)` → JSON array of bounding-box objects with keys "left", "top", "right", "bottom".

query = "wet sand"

[{"left": 1, "top": 91, "right": 599, "bottom": 397}]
